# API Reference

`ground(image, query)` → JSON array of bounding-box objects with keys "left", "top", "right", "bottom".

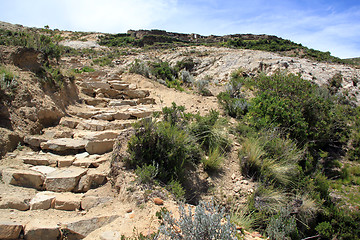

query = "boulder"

[
  {"left": 57, "top": 156, "right": 75, "bottom": 167},
  {"left": 74, "top": 169, "right": 107, "bottom": 193},
  {"left": 40, "top": 138, "right": 88, "bottom": 152},
  {"left": 24, "top": 221, "right": 60, "bottom": 240},
  {"left": 0, "top": 221, "right": 23, "bottom": 240},
  {"left": 62, "top": 215, "right": 119, "bottom": 239},
  {"left": 29, "top": 192, "right": 56, "bottom": 210},
  {"left": 84, "top": 98, "right": 108, "bottom": 107},
  {"left": 44, "top": 167, "right": 87, "bottom": 192},
  {"left": 24, "top": 136, "right": 48, "bottom": 148},
  {"left": 59, "top": 118, "right": 80, "bottom": 129},
  {"left": 110, "top": 83, "right": 129, "bottom": 90},
  {"left": 2, "top": 168, "right": 44, "bottom": 190},
  {"left": 85, "top": 140, "right": 115, "bottom": 155},
  {"left": 53, "top": 192, "right": 82, "bottom": 211},
  {"left": 123, "top": 89, "right": 150, "bottom": 99},
  {"left": 0, "top": 196, "right": 30, "bottom": 211},
  {"left": 137, "top": 98, "right": 156, "bottom": 105},
  {"left": 0, "top": 128, "right": 22, "bottom": 157}
]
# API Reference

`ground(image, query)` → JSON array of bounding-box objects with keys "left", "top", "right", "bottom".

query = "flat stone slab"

[
  {"left": 59, "top": 117, "right": 80, "bottom": 129},
  {"left": 85, "top": 140, "right": 115, "bottom": 155},
  {"left": 25, "top": 221, "right": 60, "bottom": 240},
  {"left": 29, "top": 192, "right": 56, "bottom": 210},
  {"left": 0, "top": 221, "right": 23, "bottom": 240},
  {"left": 123, "top": 89, "right": 150, "bottom": 99},
  {"left": 63, "top": 215, "right": 119, "bottom": 239},
  {"left": 76, "top": 119, "right": 132, "bottom": 131},
  {"left": 53, "top": 192, "right": 82, "bottom": 211},
  {"left": 30, "top": 166, "right": 57, "bottom": 176},
  {"left": 108, "top": 100, "right": 137, "bottom": 107},
  {"left": 45, "top": 167, "right": 87, "bottom": 192},
  {"left": 73, "top": 155, "right": 107, "bottom": 168},
  {"left": 22, "top": 155, "right": 56, "bottom": 166},
  {"left": 24, "top": 135, "right": 49, "bottom": 148},
  {"left": 40, "top": 138, "right": 88, "bottom": 152},
  {"left": 0, "top": 196, "right": 30, "bottom": 211},
  {"left": 2, "top": 168, "right": 44, "bottom": 190}
]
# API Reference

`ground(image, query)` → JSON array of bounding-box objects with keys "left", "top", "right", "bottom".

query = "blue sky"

[{"left": 1, "top": 0, "right": 359, "bottom": 58}]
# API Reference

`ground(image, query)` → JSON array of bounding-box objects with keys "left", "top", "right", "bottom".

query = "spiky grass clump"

[
  {"left": 239, "top": 129, "right": 303, "bottom": 187},
  {"left": 201, "top": 147, "right": 224, "bottom": 171}
]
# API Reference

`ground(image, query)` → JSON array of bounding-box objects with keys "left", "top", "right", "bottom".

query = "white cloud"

[{"left": 61, "top": 0, "right": 179, "bottom": 33}]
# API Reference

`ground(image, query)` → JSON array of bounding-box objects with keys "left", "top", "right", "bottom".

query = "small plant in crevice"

[
  {"left": 135, "top": 163, "right": 158, "bottom": 184},
  {"left": 159, "top": 201, "right": 237, "bottom": 240}
]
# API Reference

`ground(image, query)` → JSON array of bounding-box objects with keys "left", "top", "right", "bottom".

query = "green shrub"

[
  {"left": 159, "top": 201, "right": 237, "bottom": 239},
  {"left": 73, "top": 66, "right": 95, "bottom": 73},
  {"left": 162, "top": 102, "right": 192, "bottom": 128},
  {"left": 135, "top": 163, "right": 158, "bottom": 184},
  {"left": 265, "top": 207, "right": 299, "bottom": 240},
  {"left": 175, "top": 58, "right": 196, "bottom": 72},
  {"left": 127, "top": 118, "right": 200, "bottom": 183},
  {"left": 167, "top": 180, "right": 186, "bottom": 200},
  {"left": 190, "top": 110, "right": 230, "bottom": 152},
  {"left": 149, "top": 61, "right": 177, "bottom": 82},
  {"left": 0, "top": 65, "right": 18, "bottom": 92},
  {"left": 129, "top": 59, "right": 150, "bottom": 78}
]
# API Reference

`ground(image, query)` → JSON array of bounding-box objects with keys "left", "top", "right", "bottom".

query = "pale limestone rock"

[
  {"left": 40, "top": 138, "right": 88, "bottom": 152},
  {"left": 30, "top": 166, "right": 57, "bottom": 176},
  {"left": 0, "top": 196, "right": 30, "bottom": 211},
  {"left": 24, "top": 221, "right": 60, "bottom": 240},
  {"left": 100, "top": 230, "right": 121, "bottom": 240},
  {"left": 108, "top": 100, "right": 137, "bottom": 107},
  {"left": 63, "top": 215, "right": 119, "bottom": 239},
  {"left": 29, "top": 192, "right": 55, "bottom": 210},
  {"left": 85, "top": 140, "right": 115, "bottom": 155},
  {"left": 59, "top": 118, "right": 80, "bottom": 129},
  {"left": 2, "top": 168, "right": 44, "bottom": 190},
  {"left": 123, "top": 89, "right": 149, "bottom": 99},
  {"left": 53, "top": 192, "right": 82, "bottom": 211},
  {"left": 45, "top": 167, "right": 87, "bottom": 192},
  {"left": 22, "top": 156, "right": 55, "bottom": 166}
]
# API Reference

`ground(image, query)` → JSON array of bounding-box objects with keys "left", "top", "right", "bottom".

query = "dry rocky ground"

[{"left": 0, "top": 31, "right": 359, "bottom": 239}]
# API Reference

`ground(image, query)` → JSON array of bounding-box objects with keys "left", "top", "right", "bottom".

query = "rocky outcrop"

[{"left": 11, "top": 47, "right": 43, "bottom": 72}]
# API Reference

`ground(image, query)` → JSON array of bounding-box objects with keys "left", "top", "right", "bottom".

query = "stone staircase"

[{"left": 0, "top": 72, "right": 160, "bottom": 239}]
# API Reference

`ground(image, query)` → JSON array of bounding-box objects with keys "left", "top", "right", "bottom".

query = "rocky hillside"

[{"left": 0, "top": 22, "right": 359, "bottom": 239}]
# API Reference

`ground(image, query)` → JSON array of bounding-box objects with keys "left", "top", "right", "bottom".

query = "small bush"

[
  {"left": 190, "top": 110, "right": 230, "bottom": 152},
  {"left": 127, "top": 118, "right": 200, "bottom": 183},
  {"left": 159, "top": 201, "right": 237, "bottom": 239},
  {"left": 0, "top": 65, "right": 18, "bottom": 92},
  {"left": 175, "top": 58, "right": 196, "bottom": 72},
  {"left": 180, "top": 70, "right": 193, "bottom": 84},
  {"left": 194, "top": 79, "right": 212, "bottom": 96},
  {"left": 129, "top": 59, "right": 150, "bottom": 78},
  {"left": 167, "top": 180, "right": 186, "bottom": 200},
  {"left": 135, "top": 163, "right": 158, "bottom": 184},
  {"left": 265, "top": 207, "right": 299, "bottom": 240},
  {"left": 162, "top": 102, "right": 192, "bottom": 128}
]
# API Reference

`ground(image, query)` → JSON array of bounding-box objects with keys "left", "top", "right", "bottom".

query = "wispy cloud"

[{"left": 0, "top": 0, "right": 359, "bottom": 58}]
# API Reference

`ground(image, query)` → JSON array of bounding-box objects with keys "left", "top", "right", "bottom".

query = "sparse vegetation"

[{"left": 159, "top": 201, "right": 237, "bottom": 239}]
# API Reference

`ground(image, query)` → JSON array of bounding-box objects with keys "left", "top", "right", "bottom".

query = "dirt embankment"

[{"left": 0, "top": 46, "right": 79, "bottom": 156}]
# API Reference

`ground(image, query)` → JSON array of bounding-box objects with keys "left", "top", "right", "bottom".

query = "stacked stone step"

[
  {"left": 0, "top": 147, "right": 115, "bottom": 213},
  {"left": 0, "top": 215, "right": 120, "bottom": 240}
]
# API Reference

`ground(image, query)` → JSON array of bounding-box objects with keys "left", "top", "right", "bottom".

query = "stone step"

[
  {"left": 1, "top": 166, "right": 107, "bottom": 193},
  {"left": 0, "top": 214, "right": 120, "bottom": 240},
  {"left": 67, "top": 105, "right": 160, "bottom": 121}
]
